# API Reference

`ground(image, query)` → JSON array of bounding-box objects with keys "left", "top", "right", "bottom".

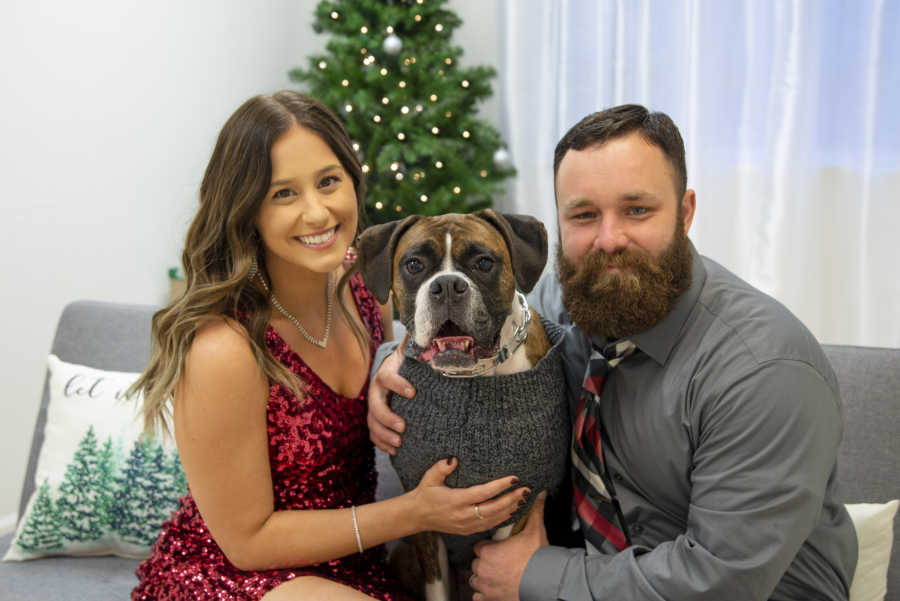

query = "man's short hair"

[{"left": 553, "top": 104, "right": 687, "bottom": 198}]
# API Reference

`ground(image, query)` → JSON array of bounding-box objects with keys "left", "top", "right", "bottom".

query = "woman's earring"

[{"left": 248, "top": 256, "right": 258, "bottom": 280}]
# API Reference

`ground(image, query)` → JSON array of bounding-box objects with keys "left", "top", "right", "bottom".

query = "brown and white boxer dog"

[{"left": 357, "top": 210, "right": 569, "bottom": 601}]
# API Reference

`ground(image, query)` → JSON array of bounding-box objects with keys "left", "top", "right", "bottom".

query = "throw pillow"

[
  {"left": 3, "top": 355, "right": 186, "bottom": 561},
  {"left": 847, "top": 500, "right": 899, "bottom": 601}
]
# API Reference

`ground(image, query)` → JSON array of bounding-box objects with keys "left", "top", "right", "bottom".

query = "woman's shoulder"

[{"left": 186, "top": 315, "right": 258, "bottom": 375}]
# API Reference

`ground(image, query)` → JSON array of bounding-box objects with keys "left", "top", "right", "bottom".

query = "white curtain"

[{"left": 496, "top": 0, "right": 900, "bottom": 348}]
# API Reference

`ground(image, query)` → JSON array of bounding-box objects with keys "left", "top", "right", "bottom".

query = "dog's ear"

[
  {"left": 356, "top": 216, "right": 422, "bottom": 304},
  {"left": 474, "top": 209, "right": 547, "bottom": 293}
]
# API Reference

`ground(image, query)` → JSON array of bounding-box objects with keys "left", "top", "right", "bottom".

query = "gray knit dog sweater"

[{"left": 390, "top": 320, "right": 569, "bottom": 567}]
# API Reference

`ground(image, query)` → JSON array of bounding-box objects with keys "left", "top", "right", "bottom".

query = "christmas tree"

[
  {"left": 110, "top": 439, "right": 158, "bottom": 545},
  {"left": 16, "top": 480, "right": 62, "bottom": 553},
  {"left": 55, "top": 426, "right": 107, "bottom": 542},
  {"left": 291, "top": 0, "right": 514, "bottom": 225}
]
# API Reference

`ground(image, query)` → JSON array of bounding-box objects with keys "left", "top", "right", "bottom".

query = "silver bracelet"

[{"left": 351, "top": 505, "right": 363, "bottom": 553}]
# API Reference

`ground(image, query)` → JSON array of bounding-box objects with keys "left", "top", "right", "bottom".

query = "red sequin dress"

[{"left": 132, "top": 273, "right": 412, "bottom": 601}]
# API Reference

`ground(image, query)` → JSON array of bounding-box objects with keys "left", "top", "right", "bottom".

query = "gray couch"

[{"left": 2, "top": 300, "right": 898, "bottom": 600}]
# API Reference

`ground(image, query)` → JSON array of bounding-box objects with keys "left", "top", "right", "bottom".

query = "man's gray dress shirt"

[{"left": 522, "top": 244, "right": 857, "bottom": 601}]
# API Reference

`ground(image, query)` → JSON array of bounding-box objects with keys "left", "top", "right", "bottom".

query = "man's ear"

[
  {"left": 681, "top": 189, "right": 696, "bottom": 235},
  {"left": 473, "top": 209, "right": 547, "bottom": 293},
  {"left": 356, "top": 216, "right": 421, "bottom": 304}
]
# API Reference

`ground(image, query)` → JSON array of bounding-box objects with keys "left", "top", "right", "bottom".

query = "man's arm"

[
  {"left": 367, "top": 337, "right": 415, "bottom": 454},
  {"left": 517, "top": 360, "right": 844, "bottom": 601}
]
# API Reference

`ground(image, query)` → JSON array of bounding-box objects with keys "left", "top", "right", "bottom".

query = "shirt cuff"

[
  {"left": 520, "top": 545, "right": 577, "bottom": 601},
  {"left": 370, "top": 340, "right": 400, "bottom": 381}
]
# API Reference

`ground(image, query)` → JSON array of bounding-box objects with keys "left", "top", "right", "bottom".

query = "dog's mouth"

[{"left": 417, "top": 321, "right": 482, "bottom": 366}]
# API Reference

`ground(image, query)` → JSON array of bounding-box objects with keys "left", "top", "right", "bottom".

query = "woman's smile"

[{"left": 295, "top": 225, "right": 339, "bottom": 248}]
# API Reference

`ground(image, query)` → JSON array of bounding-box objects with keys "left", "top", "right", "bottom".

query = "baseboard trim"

[{"left": 0, "top": 512, "right": 17, "bottom": 535}]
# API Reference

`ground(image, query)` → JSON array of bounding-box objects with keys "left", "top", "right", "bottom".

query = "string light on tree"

[
  {"left": 341, "top": 79, "right": 349, "bottom": 87},
  {"left": 318, "top": 61, "right": 327, "bottom": 69},
  {"left": 401, "top": 105, "right": 410, "bottom": 114},
  {"left": 461, "top": 130, "right": 471, "bottom": 139},
  {"left": 420, "top": 194, "right": 429, "bottom": 202},
  {"left": 360, "top": 26, "right": 369, "bottom": 34},
  {"left": 435, "top": 23, "right": 444, "bottom": 32},
  {"left": 435, "top": 161, "right": 444, "bottom": 168},
  {"left": 453, "top": 186, "right": 461, "bottom": 194},
  {"left": 330, "top": 11, "right": 339, "bottom": 19},
  {"left": 397, "top": 132, "right": 406, "bottom": 140},
  {"left": 461, "top": 80, "right": 470, "bottom": 88}
]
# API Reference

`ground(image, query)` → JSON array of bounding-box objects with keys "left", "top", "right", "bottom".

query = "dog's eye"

[
  {"left": 405, "top": 258, "right": 425, "bottom": 274},
  {"left": 474, "top": 256, "right": 494, "bottom": 272}
]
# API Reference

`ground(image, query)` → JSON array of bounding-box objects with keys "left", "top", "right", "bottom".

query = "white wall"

[{"left": 0, "top": 0, "right": 501, "bottom": 529}]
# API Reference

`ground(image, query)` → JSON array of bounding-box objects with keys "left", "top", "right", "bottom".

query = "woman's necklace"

[{"left": 258, "top": 272, "right": 333, "bottom": 349}]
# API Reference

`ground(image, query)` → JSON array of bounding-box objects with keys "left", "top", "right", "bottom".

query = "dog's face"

[{"left": 357, "top": 210, "right": 547, "bottom": 370}]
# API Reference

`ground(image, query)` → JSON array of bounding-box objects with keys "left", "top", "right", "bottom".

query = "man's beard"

[{"left": 556, "top": 223, "right": 693, "bottom": 339}]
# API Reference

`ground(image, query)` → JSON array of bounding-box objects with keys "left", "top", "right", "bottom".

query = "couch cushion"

[
  {"left": 6, "top": 355, "right": 185, "bottom": 561},
  {"left": 0, "top": 532, "right": 140, "bottom": 600},
  {"left": 824, "top": 344, "right": 900, "bottom": 601},
  {"left": 18, "top": 301, "right": 157, "bottom": 519}
]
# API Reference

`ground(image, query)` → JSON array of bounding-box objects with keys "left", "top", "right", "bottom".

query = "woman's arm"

[{"left": 175, "top": 317, "right": 526, "bottom": 572}]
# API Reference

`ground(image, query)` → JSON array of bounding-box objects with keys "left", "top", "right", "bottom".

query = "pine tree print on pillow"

[{"left": 4, "top": 356, "right": 186, "bottom": 561}]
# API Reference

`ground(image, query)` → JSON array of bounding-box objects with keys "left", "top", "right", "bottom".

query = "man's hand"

[
  {"left": 367, "top": 340, "right": 415, "bottom": 454},
  {"left": 470, "top": 491, "right": 549, "bottom": 601}
]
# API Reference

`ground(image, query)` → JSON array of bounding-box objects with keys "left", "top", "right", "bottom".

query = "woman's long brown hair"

[{"left": 131, "top": 91, "right": 368, "bottom": 436}]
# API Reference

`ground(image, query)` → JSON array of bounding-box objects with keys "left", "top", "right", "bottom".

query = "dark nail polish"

[
  {"left": 511, "top": 477, "right": 520, "bottom": 485},
  {"left": 517, "top": 499, "right": 526, "bottom": 508},
  {"left": 446, "top": 457, "right": 454, "bottom": 465}
]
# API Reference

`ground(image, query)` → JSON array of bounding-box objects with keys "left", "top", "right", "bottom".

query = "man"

[{"left": 368, "top": 105, "right": 857, "bottom": 600}]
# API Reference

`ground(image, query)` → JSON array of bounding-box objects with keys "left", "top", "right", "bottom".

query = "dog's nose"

[{"left": 429, "top": 274, "right": 469, "bottom": 302}]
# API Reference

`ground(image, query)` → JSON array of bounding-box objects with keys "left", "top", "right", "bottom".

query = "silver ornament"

[
  {"left": 493, "top": 148, "right": 511, "bottom": 169},
  {"left": 383, "top": 33, "right": 403, "bottom": 56}
]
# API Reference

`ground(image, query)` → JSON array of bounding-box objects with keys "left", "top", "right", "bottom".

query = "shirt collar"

[{"left": 591, "top": 241, "right": 707, "bottom": 366}]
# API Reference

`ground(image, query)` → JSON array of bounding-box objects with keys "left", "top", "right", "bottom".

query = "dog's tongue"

[{"left": 418, "top": 336, "right": 474, "bottom": 363}]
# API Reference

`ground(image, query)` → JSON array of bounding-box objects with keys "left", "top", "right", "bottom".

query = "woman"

[{"left": 130, "top": 91, "right": 528, "bottom": 601}]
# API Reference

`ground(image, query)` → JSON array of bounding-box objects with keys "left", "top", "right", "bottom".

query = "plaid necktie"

[{"left": 571, "top": 339, "right": 636, "bottom": 551}]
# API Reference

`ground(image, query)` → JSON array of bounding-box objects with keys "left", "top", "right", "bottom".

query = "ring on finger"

[{"left": 474, "top": 504, "right": 485, "bottom": 520}]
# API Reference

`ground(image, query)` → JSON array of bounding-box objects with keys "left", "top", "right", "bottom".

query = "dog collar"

[{"left": 438, "top": 291, "right": 532, "bottom": 378}]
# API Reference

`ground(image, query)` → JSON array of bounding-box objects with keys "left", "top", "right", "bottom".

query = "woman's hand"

[{"left": 407, "top": 458, "right": 529, "bottom": 536}]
